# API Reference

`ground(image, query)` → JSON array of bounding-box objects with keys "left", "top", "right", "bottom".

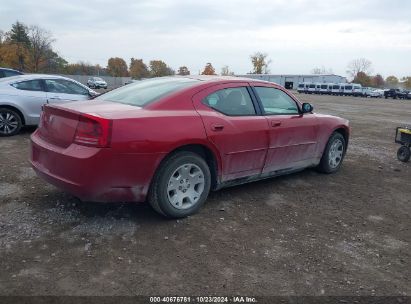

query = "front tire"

[
  {"left": 317, "top": 132, "right": 347, "bottom": 173},
  {"left": 0, "top": 108, "right": 23, "bottom": 137},
  {"left": 148, "top": 151, "right": 211, "bottom": 218}
]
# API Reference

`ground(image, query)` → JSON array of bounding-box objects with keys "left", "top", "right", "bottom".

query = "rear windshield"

[
  {"left": 96, "top": 77, "right": 199, "bottom": 107},
  {"left": 321, "top": 85, "right": 328, "bottom": 89},
  {"left": 345, "top": 86, "right": 353, "bottom": 90},
  {"left": 298, "top": 84, "right": 304, "bottom": 88},
  {"left": 332, "top": 85, "right": 340, "bottom": 89},
  {"left": 309, "top": 84, "right": 315, "bottom": 88}
]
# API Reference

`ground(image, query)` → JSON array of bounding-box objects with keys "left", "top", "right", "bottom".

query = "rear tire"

[
  {"left": 397, "top": 146, "right": 410, "bottom": 162},
  {"left": 0, "top": 107, "right": 23, "bottom": 137},
  {"left": 148, "top": 151, "right": 211, "bottom": 218},
  {"left": 317, "top": 132, "right": 347, "bottom": 173}
]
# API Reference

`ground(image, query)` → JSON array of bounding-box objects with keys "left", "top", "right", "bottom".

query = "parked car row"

[
  {"left": 297, "top": 82, "right": 385, "bottom": 98},
  {"left": 384, "top": 88, "right": 411, "bottom": 99}
]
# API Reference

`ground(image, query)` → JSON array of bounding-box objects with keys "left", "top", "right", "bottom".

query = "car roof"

[
  {"left": 155, "top": 75, "right": 278, "bottom": 88},
  {"left": 0, "top": 74, "right": 76, "bottom": 84}
]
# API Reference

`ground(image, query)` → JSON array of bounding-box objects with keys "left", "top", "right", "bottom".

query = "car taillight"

[{"left": 74, "top": 114, "right": 112, "bottom": 147}]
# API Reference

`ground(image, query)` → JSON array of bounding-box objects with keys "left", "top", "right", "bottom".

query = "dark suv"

[{"left": 0, "top": 68, "right": 23, "bottom": 78}]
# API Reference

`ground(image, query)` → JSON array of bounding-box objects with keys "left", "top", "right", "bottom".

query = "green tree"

[
  {"left": 8, "top": 21, "right": 31, "bottom": 47},
  {"left": 149, "top": 60, "right": 174, "bottom": 77},
  {"left": 177, "top": 66, "right": 190, "bottom": 76},
  {"left": 250, "top": 52, "right": 271, "bottom": 74},
  {"left": 41, "top": 49, "right": 68, "bottom": 73},
  {"left": 107, "top": 57, "right": 129, "bottom": 77},
  {"left": 129, "top": 58, "right": 149, "bottom": 79},
  {"left": 201, "top": 63, "right": 216, "bottom": 75},
  {"left": 7, "top": 21, "right": 31, "bottom": 71},
  {"left": 385, "top": 75, "right": 399, "bottom": 88}
]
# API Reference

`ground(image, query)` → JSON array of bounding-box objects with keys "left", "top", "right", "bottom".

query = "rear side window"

[
  {"left": 254, "top": 87, "right": 299, "bottom": 115},
  {"left": 96, "top": 77, "right": 199, "bottom": 107},
  {"left": 202, "top": 87, "right": 256, "bottom": 116},
  {"left": 12, "top": 80, "right": 44, "bottom": 91}
]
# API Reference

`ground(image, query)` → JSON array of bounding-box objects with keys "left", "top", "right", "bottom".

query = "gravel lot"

[{"left": 0, "top": 94, "right": 410, "bottom": 296}]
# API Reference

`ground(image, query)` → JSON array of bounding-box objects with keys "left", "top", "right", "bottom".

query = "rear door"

[
  {"left": 252, "top": 85, "right": 319, "bottom": 173},
  {"left": 10, "top": 79, "right": 47, "bottom": 124},
  {"left": 45, "top": 79, "right": 90, "bottom": 103},
  {"left": 192, "top": 82, "right": 269, "bottom": 181}
]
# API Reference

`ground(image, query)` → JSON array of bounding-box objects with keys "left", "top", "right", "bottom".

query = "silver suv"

[{"left": 87, "top": 77, "right": 108, "bottom": 89}]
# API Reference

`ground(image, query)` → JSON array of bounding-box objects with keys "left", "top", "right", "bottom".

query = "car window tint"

[
  {"left": 4, "top": 70, "right": 21, "bottom": 77},
  {"left": 203, "top": 87, "right": 256, "bottom": 116},
  {"left": 96, "top": 77, "right": 199, "bottom": 107},
  {"left": 12, "top": 80, "right": 44, "bottom": 92},
  {"left": 45, "top": 79, "right": 88, "bottom": 95},
  {"left": 254, "top": 87, "right": 299, "bottom": 115}
]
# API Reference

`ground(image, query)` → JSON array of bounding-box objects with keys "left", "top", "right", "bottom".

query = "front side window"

[
  {"left": 254, "top": 87, "right": 299, "bottom": 115},
  {"left": 45, "top": 79, "right": 88, "bottom": 95},
  {"left": 202, "top": 87, "right": 256, "bottom": 116},
  {"left": 12, "top": 80, "right": 44, "bottom": 91}
]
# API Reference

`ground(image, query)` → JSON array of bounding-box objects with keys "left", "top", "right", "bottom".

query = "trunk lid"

[{"left": 37, "top": 100, "right": 145, "bottom": 148}]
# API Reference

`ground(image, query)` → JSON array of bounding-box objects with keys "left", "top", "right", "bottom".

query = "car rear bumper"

[{"left": 30, "top": 131, "right": 164, "bottom": 203}]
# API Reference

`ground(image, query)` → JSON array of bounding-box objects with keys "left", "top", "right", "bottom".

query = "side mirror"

[
  {"left": 88, "top": 89, "right": 98, "bottom": 98},
  {"left": 302, "top": 103, "right": 313, "bottom": 114}
]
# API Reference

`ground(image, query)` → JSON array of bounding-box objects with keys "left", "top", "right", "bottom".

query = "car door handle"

[
  {"left": 270, "top": 121, "right": 282, "bottom": 127},
  {"left": 211, "top": 124, "right": 225, "bottom": 131}
]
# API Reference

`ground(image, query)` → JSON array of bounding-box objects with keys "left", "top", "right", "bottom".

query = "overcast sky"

[{"left": 1, "top": 0, "right": 410, "bottom": 78}]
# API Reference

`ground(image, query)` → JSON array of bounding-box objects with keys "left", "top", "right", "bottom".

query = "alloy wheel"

[{"left": 167, "top": 163, "right": 205, "bottom": 210}]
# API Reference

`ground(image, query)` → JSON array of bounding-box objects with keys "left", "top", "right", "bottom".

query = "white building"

[{"left": 236, "top": 74, "right": 347, "bottom": 90}]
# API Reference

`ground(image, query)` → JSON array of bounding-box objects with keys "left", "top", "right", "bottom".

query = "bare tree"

[
  {"left": 346, "top": 58, "right": 372, "bottom": 79},
  {"left": 28, "top": 25, "right": 55, "bottom": 72},
  {"left": 221, "top": 65, "right": 234, "bottom": 76},
  {"left": 250, "top": 52, "right": 271, "bottom": 74},
  {"left": 311, "top": 66, "right": 333, "bottom": 75},
  {"left": 0, "top": 30, "right": 5, "bottom": 44}
]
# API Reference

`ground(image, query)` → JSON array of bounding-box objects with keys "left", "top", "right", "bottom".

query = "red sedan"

[{"left": 30, "top": 76, "right": 350, "bottom": 218}]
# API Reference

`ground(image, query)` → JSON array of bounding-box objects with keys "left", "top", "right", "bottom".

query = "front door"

[
  {"left": 45, "top": 79, "right": 90, "bottom": 103},
  {"left": 192, "top": 83, "right": 269, "bottom": 182},
  {"left": 252, "top": 85, "right": 319, "bottom": 173}
]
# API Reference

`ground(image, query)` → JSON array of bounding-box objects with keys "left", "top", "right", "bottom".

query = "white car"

[
  {"left": 87, "top": 77, "right": 108, "bottom": 89},
  {"left": 362, "top": 87, "right": 383, "bottom": 98},
  {"left": 0, "top": 74, "right": 97, "bottom": 136}
]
